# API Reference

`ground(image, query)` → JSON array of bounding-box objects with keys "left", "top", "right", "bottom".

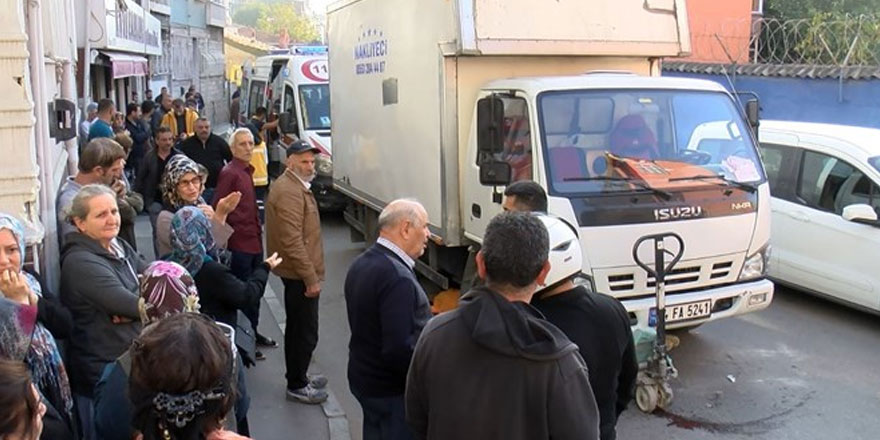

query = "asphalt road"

[{"left": 275, "top": 212, "right": 880, "bottom": 440}]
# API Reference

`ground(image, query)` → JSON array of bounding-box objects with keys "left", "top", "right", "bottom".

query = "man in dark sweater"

[
  {"left": 406, "top": 213, "right": 599, "bottom": 440},
  {"left": 179, "top": 117, "right": 232, "bottom": 202},
  {"left": 530, "top": 218, "right": 638, "bottom": 440},
  {"left": 345, "top": 199, "right": 433, "bottom": 440}
]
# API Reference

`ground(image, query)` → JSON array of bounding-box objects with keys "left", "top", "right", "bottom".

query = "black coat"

[
  {"left": 193, "top": 260, "right": 269, "bottom": 328},
  {"left": 405, "top": 287, "right": 600, "bottom": 440},
  {"left": 60, "top": 233, "right": 145, "bottom": 397},
  {"left": 133, "top": 147, "right": 181, "bottom": 207},
  {"left": 124, "top": 118, "right": 150, "bottom": 162},
  {"left": 344, "top": 243, "right": 431, "bottom": 397},
  {"left": 532, "top": 286, "right": 638, "bottom": 440}
]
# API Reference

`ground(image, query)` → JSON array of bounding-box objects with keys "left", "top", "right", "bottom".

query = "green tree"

[
  {"left": 232, "top": 2, "right": 264, "bottom": 28},
  {"left": 765, "top": 0, "right": 880, "bottom": 19},
  {"left": 233, "top": 2, "right": 319, "bottom": 44}
]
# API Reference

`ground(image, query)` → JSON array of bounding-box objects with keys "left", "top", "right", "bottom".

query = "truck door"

[{"left": 463, "top": 93, "right": 535, "bottom": 241}]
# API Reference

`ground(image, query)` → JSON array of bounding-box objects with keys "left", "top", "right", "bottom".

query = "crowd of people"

[{"left": 1, "top": 84, "right": 638, "bottom": 440}]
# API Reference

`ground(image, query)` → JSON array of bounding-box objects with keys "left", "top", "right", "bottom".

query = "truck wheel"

[{"left": 635, "top": 384, "right": 659, "bottom": 413}]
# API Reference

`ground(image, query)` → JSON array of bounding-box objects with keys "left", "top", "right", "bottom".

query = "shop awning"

[{"left": 101, "top": 51, "right": 149, "bottom": 79}]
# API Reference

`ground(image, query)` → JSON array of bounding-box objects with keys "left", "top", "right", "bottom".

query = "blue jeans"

[
  {"left": 350, "top": 388, "right": 413, "bottom": 440},
  {"left": 147, "top": 202, "right": 163, "bottom": 259},
  {"left": 74, "top": 394, "right": 97, "bottom": 440},
  {"left": 234, "top": 355, "right": 251, "bottom": 435}
]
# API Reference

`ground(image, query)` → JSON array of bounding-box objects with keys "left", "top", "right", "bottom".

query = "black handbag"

[{"left": 234, "top": 311, "right": 257, "bottom": 367}]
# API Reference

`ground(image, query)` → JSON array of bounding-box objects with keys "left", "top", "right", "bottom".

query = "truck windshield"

[
  {"left": 299, "top": 84, "right": 331, "bottom": 130},
  {"left": 538, "top": 90, "right": 765, "bottom": 195}
]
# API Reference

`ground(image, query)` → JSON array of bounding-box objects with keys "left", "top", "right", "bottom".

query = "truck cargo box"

[{"left": 329, "top": 0, "right": 690, "bottom": 244}]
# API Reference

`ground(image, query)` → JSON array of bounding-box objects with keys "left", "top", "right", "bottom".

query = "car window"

[
  {"left": 758, "top": 142, "right": 798, "bottom": 200},
  {"left": 758, "top": 143, "right": 785, "bottom": 192},
  {"left": 797, "top": 150, "right": 880, "bottom": 215}
]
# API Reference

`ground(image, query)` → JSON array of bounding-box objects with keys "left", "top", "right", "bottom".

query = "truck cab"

[
  {"left": 241, "top": 46, "right": 346, "bottom": 210},
  {"left": 465, "top": 74, "right": 774, "bottom": 328}
]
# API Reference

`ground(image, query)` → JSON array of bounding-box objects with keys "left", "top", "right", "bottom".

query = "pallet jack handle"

[{"left": 632, "top": 233, "right": 684, "bottom": 348}]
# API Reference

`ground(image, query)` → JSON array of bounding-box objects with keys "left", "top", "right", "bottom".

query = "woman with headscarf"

[
  {"left": 60, "top": 184, "right": 147, "bottom": 440},
  {"left": 0, "top": 213, "right": 75, "bottom": 439},
  {"left": 154, "top": 155, "right": 240, "bottom": 258},
  {"left": 167, "top": 206, "right": 279, "bottom": 331},
  {"left": 94, "top": 261, "right": 201, "bottom": 440}
]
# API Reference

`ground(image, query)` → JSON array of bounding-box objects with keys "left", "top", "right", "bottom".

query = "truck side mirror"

[
  {"left": 479, "top": 160, "right": 511, "bottom": 186},
  {"left": 279, "top": 112, "right": 299, "bottom": 134},
  {"left": 477, "top": 95, "right": 505, "bottom": 154},
  {"left": 745, "top": 99, "right": 760, "bottom": 129}
]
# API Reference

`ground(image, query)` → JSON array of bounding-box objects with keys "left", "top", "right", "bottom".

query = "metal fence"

[{"left": 688, "top": 15, "right": 880, "bottom": 67}]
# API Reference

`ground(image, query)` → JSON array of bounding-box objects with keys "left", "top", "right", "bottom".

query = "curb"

[{"left": 264, "top": 281, "right": 352, "bottom": 440}]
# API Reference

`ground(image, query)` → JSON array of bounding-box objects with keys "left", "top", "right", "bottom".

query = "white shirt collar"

[{"left": 377, "top": 237, "right": 415, "bottom": 269}]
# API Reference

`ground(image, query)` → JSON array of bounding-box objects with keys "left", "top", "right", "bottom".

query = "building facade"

[
  {"left": 2, "top": 0, "right": 79, "bottom": 290},
  {"left": 78, "top": 0, "right": 162, "bottom": 112}
]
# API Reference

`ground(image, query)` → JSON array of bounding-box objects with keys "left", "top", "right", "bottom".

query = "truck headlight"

[
  {"left": 315, "top": 153, "right": 333, "bottom": 176},
  {"left": 739, "top": 246, "right": 769, "bottom": 281}
]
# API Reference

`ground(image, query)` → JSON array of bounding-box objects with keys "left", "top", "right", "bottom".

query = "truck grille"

[{"left": 596, "top": 257, "right": 740, "bottom": 298}]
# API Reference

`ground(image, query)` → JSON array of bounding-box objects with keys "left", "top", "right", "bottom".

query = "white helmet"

[{"left": 535, "top": 214, "right": 583, "bottom": 291}]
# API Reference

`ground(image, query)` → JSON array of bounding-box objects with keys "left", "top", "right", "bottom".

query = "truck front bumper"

[
  {"left": 313, "top": 175, "right": 348, "bottom": 211},
  {"left": 622, "top": 278, "right": 774, "bottom": 329}
]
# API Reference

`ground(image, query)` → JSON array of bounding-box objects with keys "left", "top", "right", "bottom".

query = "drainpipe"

[
  {"left": 82, "top": 0, "right": 92, "bottom": 105},
  {"left": 26, "top": 0, "right": 61, "bottom": 289},
  {"left": 63, "top": 0, "right": 79, "bottom": 173},
  {"left": 61, "top": 59, "right": 78, "bottom": 174}
]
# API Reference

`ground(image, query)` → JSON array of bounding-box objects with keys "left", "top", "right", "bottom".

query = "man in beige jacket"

[{"left": 265, "top": 139, "right": 328, "bottom": 404}]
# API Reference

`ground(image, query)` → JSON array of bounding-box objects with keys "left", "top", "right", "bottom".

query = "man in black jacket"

[
  {"left": 134, "top": 127, "right": 181, "bottom": 257},
  {"left": 123, "top": 103, "right": 150, "bottom": 180},
  {"left": 345, "top": 199, "right": 433, "bottom": 440},
  {"left": 530, "top": 222, "right": 638, "bottom": 440},
  {"left": 405, "top": 212, "right": 600, "bottom": 440},
  {"left": 179, "top": 117, "right": 232, "bottom": 203}
]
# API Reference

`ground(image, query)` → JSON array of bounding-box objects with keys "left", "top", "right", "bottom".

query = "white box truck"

[{"left": 328, "top": 0, "right": 774, "bottom": 328}]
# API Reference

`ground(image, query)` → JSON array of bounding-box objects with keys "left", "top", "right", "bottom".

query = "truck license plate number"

[{"left": 665, "top": 300, "right": 711, "bottom": 322}]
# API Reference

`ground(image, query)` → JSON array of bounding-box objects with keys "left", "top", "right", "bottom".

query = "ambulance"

[{"left": 240, "top": 46, "right": 345, "bottom": 210}]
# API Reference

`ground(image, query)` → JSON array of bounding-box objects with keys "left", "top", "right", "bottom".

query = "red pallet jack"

[{"left": 632, "top": 232, "right": 684, "bottom": 412}]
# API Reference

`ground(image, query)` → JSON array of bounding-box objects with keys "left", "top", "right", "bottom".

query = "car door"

[
  {"left": 783, "top": 144, "right": 880, "bottom": 309},
  {"left": 757, "top": 134, "right": 800, "bottom": 281}
]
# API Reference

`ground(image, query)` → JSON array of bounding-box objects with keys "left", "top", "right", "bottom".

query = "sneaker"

[
  {"left": 256, "top": 333, "right": 278, "bottom": 348},
  {"left": 286, "top": 384, "right": 328, "bottom": 404},
  {"left": 308, "top": 374, "right": 328, "bottom": 389},
  {"left": 255, "top": 350, "right": 266, "bottom": 361}
]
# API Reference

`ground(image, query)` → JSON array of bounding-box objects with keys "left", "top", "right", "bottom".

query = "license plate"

[{"left": 652, "top": 300, "right": 712, "bottom": 324}]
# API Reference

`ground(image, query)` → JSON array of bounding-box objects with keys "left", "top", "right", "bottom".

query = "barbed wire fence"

[{"left": 685, "top": 15, "right": 880, "bottom": 67}]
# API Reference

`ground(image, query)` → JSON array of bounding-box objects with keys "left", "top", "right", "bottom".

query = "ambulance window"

[{"left": 284, "top": 85, "right": 297, "bottom": 119}]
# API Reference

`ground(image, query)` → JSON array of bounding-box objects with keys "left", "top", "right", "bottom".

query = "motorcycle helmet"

[{"left": 535, "top": 214, "right": 582, "bottom": 293}]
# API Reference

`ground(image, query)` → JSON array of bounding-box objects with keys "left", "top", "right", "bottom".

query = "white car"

[{"left": 758, "top": 120, "right": 880, "bottom": 312}]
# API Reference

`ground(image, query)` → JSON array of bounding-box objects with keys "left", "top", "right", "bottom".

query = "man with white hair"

[
  {"left": 213, "top": 127, "right": 265, "bottom": 281},
  {"left": 79, "top": 102, "right": 98, "bottom": 151},
  {"left": 265, "top": 139, "right": 328, "bottom": 403},
  {"left": 345, "top": 199, "right": 433, "bottom": 440}
]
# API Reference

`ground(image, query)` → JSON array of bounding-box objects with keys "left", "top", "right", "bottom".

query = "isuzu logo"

[{"left": 654, "top": 206, "right": 704, "bottom": 221}]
